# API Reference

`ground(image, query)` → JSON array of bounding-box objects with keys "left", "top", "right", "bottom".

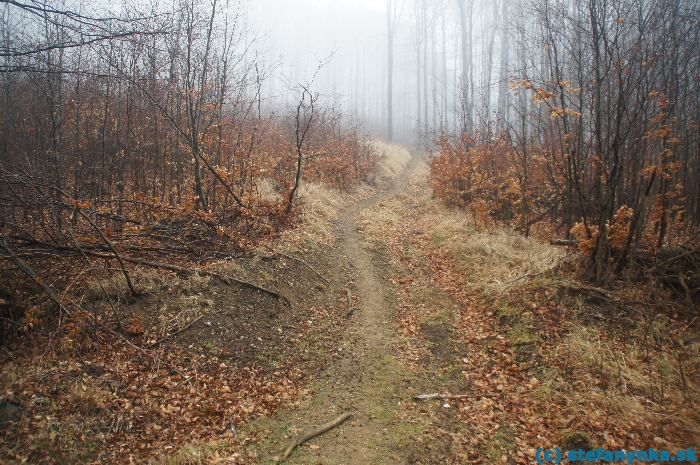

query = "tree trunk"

[
  {"left": 496, "top": 0, "right": 509, "bottom": 134},
  {"left": 387, "top": 0, "right": 395, "bottom": 141},
  {"left": 457, "top": 0, "right": 474, "bottom": 135}
]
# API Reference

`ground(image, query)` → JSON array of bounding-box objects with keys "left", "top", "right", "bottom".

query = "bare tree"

[
  {"left": 286, "top": 85, "right": 316, "bottom": 214},
  {"left": 386, "top": 0, "right": 402, "bottom": 142},
  {"left": 456, "top": 0, "right": 474, "bottom": 135},
  {"left": 495, "top": 0, "right": 509, "bottom": 134}
]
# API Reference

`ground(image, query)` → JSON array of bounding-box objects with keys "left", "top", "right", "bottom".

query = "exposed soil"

[
  {"left": 129, "top": 245, "right": 351, "bottom": 368},
  {"left": 0, "top": 207, "right": 357, "bottom": 464},
  {"left": 243, "top": 150, "right": 480, "bottom": 465}
]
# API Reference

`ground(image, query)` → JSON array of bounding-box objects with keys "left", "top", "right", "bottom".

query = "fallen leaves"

[
  {"left": 358, "top": 165, "right": 698, "bottom": 463},
  {"left": 0, "top": 333, "right": 307, "bottom": 465}
]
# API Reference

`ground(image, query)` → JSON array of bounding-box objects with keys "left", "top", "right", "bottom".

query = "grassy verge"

[{"left": 359, "top": 158, "right": 699, "bottom": 462}]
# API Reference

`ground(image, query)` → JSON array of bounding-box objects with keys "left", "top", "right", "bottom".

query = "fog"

[
  {"left": 246, "top": 0, "right": 493, "bottom": 143},
  {"left": 4, "top": 0, "right": 697, "bottom": 160},
  {"left": 2, "top": 1, "right": 700, "bottom": 463},
  {"left": 248, "top": 0, "right": 389, "bottom": 132},
  {"left": 1, "top": 0, "right": 511, "bottom": 144}
]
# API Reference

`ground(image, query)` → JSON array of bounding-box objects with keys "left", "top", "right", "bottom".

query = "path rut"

[{"left": 257, "top": 152, "right": 427, "bottom": 465}]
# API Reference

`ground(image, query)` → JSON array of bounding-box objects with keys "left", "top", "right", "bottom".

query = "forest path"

[{"left": 250, "top": 149, "right": 438, "bottom": 465}]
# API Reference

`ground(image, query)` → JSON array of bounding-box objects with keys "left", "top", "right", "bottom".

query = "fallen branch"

[
  {"left": 276, "top": 251, "right": 330, "bottom": 285},
  {"left": 498, "top": 255, "right": 571, "bottom": 296},
  {"left": 678, "top": 274, "right": 693, "bottom": 304},
  {"left": 279, "top": 412, "right": 352, "bottom": 462},
  {"left": 557, "top": 281, "right": 615, "bottom": 300},
  {"left": 82, "top": 251, "right": 288, "bottom": 303},
  {"left": 413, "top": 393, "right": 497, "bottom": 401},
  {"left": 2, "top": 238, "right": 288, "bottom": 303},
  {"left": 0, "top": 316, "right": 50, "bottom": 336},
  {"left": 146, "top": 314, "right": 206, "bottom": 348},
  {"left": 655, "top": 246, "right": 700, "bottom": 269},
  {"left": 345, "top": 289, "right": 354, "bottom": 319},
  {"left": 554, "top": 280, "right": 670, "bottom": 311},
  {"left": 77, "top": 208, "right": 139, "bottom": 296},
  {"left": 550, "top": 239, "right": 576, "bottom": 246},
  {"left": 503, "top": 270, "right": 547, "bottom": 286},
  {"left": 0, "top": 237, "right": 71, "bottom": 316}
]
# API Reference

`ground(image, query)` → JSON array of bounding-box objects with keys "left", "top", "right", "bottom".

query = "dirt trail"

[
  {"left": 330, "top": 153, "right": 422, "bottom": 464},
  {"left": 252, "top": 151, "right": 430, "bottom": 465},
  {"left": 242, "top": 138, "right": 697, "bottom": 465}
]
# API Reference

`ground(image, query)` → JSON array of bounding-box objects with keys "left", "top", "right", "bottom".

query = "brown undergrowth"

[
  {"left": 360, "top": 155, "right": 699, "bottom": 463},
  {"left": 0, "top": 240, "right": 352, "bottom": 464},
  {"left": 0, "top": 140, "right": 393, "bottom": 463}
]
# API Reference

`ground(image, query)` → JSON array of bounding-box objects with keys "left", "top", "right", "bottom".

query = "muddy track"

[{"left": 254, "top": 152, "right": 427, "bottom": 465}]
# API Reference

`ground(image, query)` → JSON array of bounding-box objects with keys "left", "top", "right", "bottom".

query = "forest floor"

[
  {"left": 1, "top": 143, "right": 697, "bottom": 465},
  {"left": 245, "top": 146, "right": 698, "bottom": 464}
]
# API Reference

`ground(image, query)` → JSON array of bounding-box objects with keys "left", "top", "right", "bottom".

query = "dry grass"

[
  {"left": 402, "top": 192, "right": 563, "bottom": 292},
  {"left": 357, "top": 151, "right": 700, "bottom": 455},
  {"left": 255, "top": 178, "right": 284, "bottom": 204},
  {"left": 363, "top": 152, "right": 564, "bottom": 292},
  {"left": 358, "top": 154, "right": 564, "bottom": 294},
  {"left": 437, "top": 227, "right": 564, "bottom": 291},
  {"left": 158, "top": 440, "right": 244, "bottom": 465},
  {"left": 372, "top": 140, "right": 411, "bottom": 180},
  {"left": 422, "top": 201, "right": 563, "bottom": 291},
  {"left": 413, "top": 154, "right": 699, "bottom": 449},
  {"left": 278, "top": 182, "right": 347, "bottom": 246},
  {"left": 539, "top": 321, "right": 700, "bottom": 448},
  {"left": 160, "top": 444, "right": 217, "bottom": 465},
  {"left": 279, "top": 138, "right": 406, "bottom": 248},
  {"left": 84, "top": 269, "right": 212, "bottom": 302}
]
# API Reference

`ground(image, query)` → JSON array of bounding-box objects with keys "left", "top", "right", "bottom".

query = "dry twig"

[
  {"left": 0, "top": 237, "right": 71, "bottom": 316},
  {"left": 81, "top": 251, "right": 288, "bottom": 303},
  {"left": 146, "top": 314, "right": 206, "bottom": 348},
  {"left": 279, "top": 413, "right": 352, "bottom": 462},
  {"left": 413, "top": 393, "right": 497, "bottom": 401},
  {"left": 276, "top": 251, "right": 330, "bottom": 285}
]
